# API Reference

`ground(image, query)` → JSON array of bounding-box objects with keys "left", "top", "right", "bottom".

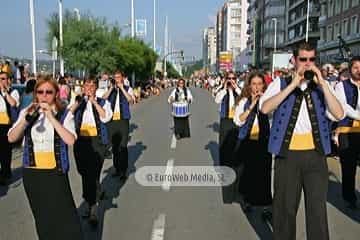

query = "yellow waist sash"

[
  {"left": 249, "top": 124, "right": 259, "bottom": 140},
  {"left": 289, "top": 133, "right": 315, "bottom": 150},
  {"left": 228, "top": 107, "right": 235, "bottom": 119},
  {"left": 28, "top": 152, "right": 56, "bottom": 169},
  {"left": 0, "top": 112, "right": 11, "bottom": 125},
  {"left": 113, "top": 112, "right": 121, "bottom": 120},
  {"left": 80, "top": 124, "right": 98, "bottom": 136},
  {"left": 336, "top": 120, "right": 360, "bottom": 134}
]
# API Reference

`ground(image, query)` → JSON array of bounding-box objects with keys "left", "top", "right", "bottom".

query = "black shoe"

[
  {"left": 119, "top": 172, "right": 128, "bottom": 181},
  {"left": 88, "top": 205, "right": 98, "bottom": 227},
  {"left": 0, "top": 176, "right": 6, "bottom": 186}
]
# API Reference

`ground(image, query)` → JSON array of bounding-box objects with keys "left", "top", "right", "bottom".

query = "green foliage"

[
  {"left": 46, "top": 10, "right": 158, "bottom": 83},
  {"left": 183, "top": 60, "right": 203, "bottom": 77}
]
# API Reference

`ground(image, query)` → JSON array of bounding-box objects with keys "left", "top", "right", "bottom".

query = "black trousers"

[
  {"left": 174, "top": 116, "right": 190, "bottom": 138},
  {"left": 219, "top": 118, "right": 238, "bottom": 166},
  {"left": 0, "top": 125, "right": 12, "bottom": 178},
  {"left": 338, "top": 132, "right": 360, "bottom": 203},
  {"left": 74, "top": 136, "right": 106, "bottom": 206},
  {"left": 107, "top": 120, "right": 130, "bottom": 174},
  {"left": 23, "top": 168, "right": 83, "bottom": 240},
  {"left": 273, "top": 150, "right": 329, "bottom": 240}
]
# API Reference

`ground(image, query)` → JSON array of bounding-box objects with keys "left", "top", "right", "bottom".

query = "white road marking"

[
  {"left": 161, "top": 159, "right": 174, "bottom": 192},
  {"left": 170, "top": 134, "right": 177, "bottom": 149},
  {"left": 151, "top": 213, "right": 166, "bottom": 240}
]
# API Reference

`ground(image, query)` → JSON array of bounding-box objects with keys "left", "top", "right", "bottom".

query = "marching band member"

[
  {"left": 168, "top": 78, "right": 193, "bottom": 139},
  {"left": 333, "top": 56, "right": 360, "bottom": 209},
  {"left": 8, "top": 77, "right": 83, "bottom": 240},
  {"left": 233, "top": 72, "right": 272, "bottom": 219},
  {"left": 260, "top": 42, "right": 344, "bottom": 240},
  {"left": 70, "top": 77, "right": 113, "bottom": 227},
  {"left": 215, "top": 71, "right": 241, "bottom": 167},
  {"left": 102, "top": 70, "right": 135, "bottom": 179},
  {"left": 0, "top": 71, "right": 19, "bottom": 185}
]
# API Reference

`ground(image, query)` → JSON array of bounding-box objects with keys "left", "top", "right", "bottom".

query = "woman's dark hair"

[
  {"left": 58, "top": 77, "right": 66, "bottom": 85},
  {"left": 237, "top": 71, "right": 267, "bottom": 104},
  {"left": 25, "top": 79, "right": 36, "bottom": 94}
]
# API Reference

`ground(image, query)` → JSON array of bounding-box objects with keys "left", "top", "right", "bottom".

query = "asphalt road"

[{"left": 0, "top": 87, "right": 359, "bottom": 240}]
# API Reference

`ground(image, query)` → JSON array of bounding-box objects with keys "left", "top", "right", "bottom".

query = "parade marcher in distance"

[
  {"left": 233, "top": 72, "right": 272, "bottom": 220},
  {"left": 0, "top": 71, "right": 19, "bottom": 185},
  {"left": 8, "top": 76, "right": 83, "bottom": 240},
  {"left": 69, "top": 77, "right": 113, "bottom": 227},
  {"left": 102, "top": 70, "right": 135, "bottom": 180},
  {"left": 260, "top": 42, "right": 344, "bottom": 240},
  {"left": 215, "top": 71, "right": 242, "bottom": 167},
  {"left": 333, "top": 56, "right": 360, "bottom": 210},
  {"left": 168, "top": 78, "right": 193, "bottom": 140}
]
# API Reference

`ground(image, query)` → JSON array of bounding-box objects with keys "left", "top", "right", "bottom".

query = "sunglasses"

[
  {"left": 36, "top": 90, "right": 54, "bottom": 95},
  {"left": 299, "top": 57, "right": 316, "bottom": 62},
  {"left": 227, "top": 77, "right": 236, "bottom": 80}
]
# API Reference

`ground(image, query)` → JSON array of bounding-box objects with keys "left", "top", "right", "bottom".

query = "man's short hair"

[
  {"left": 293, "top": 42, "right": 317, "bottom": 58},
  {"left": 0, "top": 71, "right": 9, "bottom": 78},
  {"left": 350, "top": 56, "right": 360, "bottom": 67},
  {"left": 84, "top": 76, "right": 98, "bottom": 86},
  {"left": 114, "top": 70, "right": 125, "bottom": 76}
]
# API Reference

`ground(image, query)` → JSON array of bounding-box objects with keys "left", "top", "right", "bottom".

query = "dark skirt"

[
  {"left": 23, "top": 168, "right": 83, "bottom": 240},
  {"left": 238, "top": 139, "right": 272, "bottom": 206},
  {"left": 219, "top": 118, "right": 239, "bottom": 166},
  {"left": 174, "top": 116, "right": 190, "bottom": 138}
]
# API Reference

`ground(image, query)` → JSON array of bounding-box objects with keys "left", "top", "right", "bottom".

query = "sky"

[{"left": 0, "top": 0, "right": 226, "bottom": 60}]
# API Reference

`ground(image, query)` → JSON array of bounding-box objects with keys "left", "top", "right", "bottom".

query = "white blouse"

[
  {"left": 0, "top": 89, "right": 20, "bottom": 113},
  {"left": 113, "top": 87, "right": 135, "bottom": 113},
  {"left": 9, "top": 109, "right": 76, "bottom": 152},
  {"left": 80, "top": 99, "right": 113, "bottom": 126}
]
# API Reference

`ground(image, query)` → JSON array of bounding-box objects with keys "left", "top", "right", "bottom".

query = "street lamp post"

[
  {"left": 59, "top": 0, "right": 64, "bottom": 76},
  {"left": 272, "top": 18, "right": 277, "bottom": 52},
  {"left": 153, "top": 0, "right": 156, "bottom": 51},
  {"left": 305, "top": 0, "right": 310, "bottom": 42},
  {"left": 29, "top": 0, "right": 37, "bottom": 75},
  {"left": 131, "top": 0, "right": 135, "bottom": 87}
]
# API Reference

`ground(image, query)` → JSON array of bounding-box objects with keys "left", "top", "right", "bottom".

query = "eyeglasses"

[
  {"left": 299, "top": 57, "right": 316, "bottom": 62},
  {"left": 36, "top": 90, "right": 54, "bottom": 95},
  {"left": 227, "top": 77, "right": 236, "bottom": 80}
]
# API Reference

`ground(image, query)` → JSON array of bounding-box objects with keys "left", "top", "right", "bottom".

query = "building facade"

[
  {"left": 285, "top": 0, "right": 321, "bottom": 49},
  {"left": 318, "top": 0, "right": 360, "bottom": 64},
  {"left": 216, "top": 0, "right": 249, "bottom": 72},
  {"left": 246, "top": 0, "right": 286, "bottom": 69},
  {"left": 202, "top": 27, "right": 217, "bottom": 73}
]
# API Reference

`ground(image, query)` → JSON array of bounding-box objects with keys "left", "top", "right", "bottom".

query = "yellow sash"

[
  {"left": 80, "top": 124, "right": 98, "bottom": 136},
  {"left": 0, "top": 112, "right": 10, "bottom": 125},
  {"left": 228, "top": 106, "right": 235, "bottom": 119},
  {"left": 336, "top": 120, "right": 360, "bottom": 134},
  {"left": 249, "top": 124, "right": 260, "bottom": 140},
  {"left": 113, "top": 112, "right": 121, "bottom": 120},
  {"left": 289, "top": 133, "right": 315, "bottom": 150},
  {"left": 28, "top": 152, "right": 56, "bottom": 169}
]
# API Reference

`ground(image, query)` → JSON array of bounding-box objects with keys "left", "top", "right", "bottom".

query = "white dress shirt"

[
  {"left": 215, "top": 87, "right": 241, "bottom": 113},
  {"left": 81, "top": 99, "right": 113, "bottom": 125},
  {"left": 259, "top": 78, "right": 342, "bottom": 134},
  {"left": 113, "top": 87, "right": 135, "bottom": 113},
  {"left": 233, "top": 98, "right": 259, "bottom": 127},
  {"left": 0, "top": 89, "right": 20, "bottom": 112},
  {"left": 334, "top": 79, "right": 360, "bottom": 120}
]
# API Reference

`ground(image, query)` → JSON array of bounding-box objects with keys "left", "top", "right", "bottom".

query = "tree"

[{"left": 46, "top": 10, "right": 158, "bottom": 84}]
